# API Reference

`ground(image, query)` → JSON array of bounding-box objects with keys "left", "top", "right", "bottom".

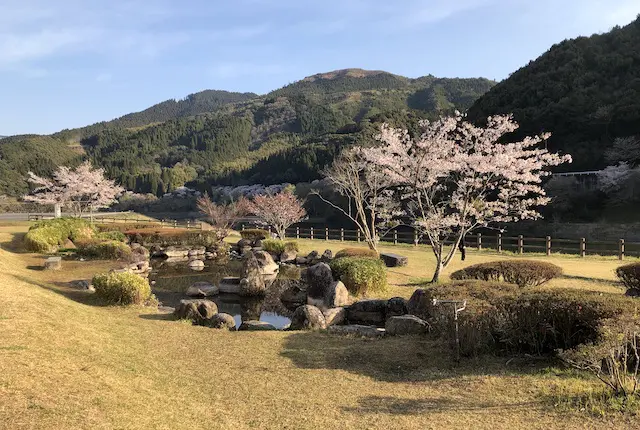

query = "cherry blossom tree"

[
  {"left": 314, "top": 147, "right": 398, "bottom": 253},
  {"left": 365, "top": 113, "right": 572, "bottom": 282},
  {"left": 248, "top": 190, "right": 306, "bottom": 239},
  {"left": 24, "top": 162, "right": 125, "bottom": 217},
  {"left": 196, "top": 194, "right": 251, "bottom": 241}
]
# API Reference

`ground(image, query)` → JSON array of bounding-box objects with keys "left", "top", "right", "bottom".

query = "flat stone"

[
  {"left": 44, "top": 256, "right": 62, "bottom": 271},
  {"left": 206, "top": 313, "right": 236, "bottom": 330},
  {"left": 385, "top": 315, "right": 429, "bottom": 336},
  {"left": 327, "top": 324, "right": 385, "bottom": 338},
  {"left": 346, "top": 300, "right": 387, "bottom": 325},
  {"left": 188, "top": 260, "right": 205, "bottom": 271},
  {"left": 380, "top": 252, "right": 408, "bottom": 267},
  {"left": 238, "top": 320, "right": 278, "bottom": 331},
  {"left": 219, "top": 277, "right": 241, "bottom": 294},
  {"left": 290, "top": 305, "right": 326, "bottom": 330},
  {"left": 186, "top": 282, "right": 219, "bottom": 297}
]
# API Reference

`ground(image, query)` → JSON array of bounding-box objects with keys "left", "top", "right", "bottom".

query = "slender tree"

[
  {"left": 24, "top": 161, "right": 125, "bottom": 217},
  {"left": 365, "top": 113, "right": 572, "bottom": 282},
  {"left": 196, "top": 194, "right": 250, "bottom": 241},
  {"left": 248, "top": 191, "right": 306, "bottom": 239}
]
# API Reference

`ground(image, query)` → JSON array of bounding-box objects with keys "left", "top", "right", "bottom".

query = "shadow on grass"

[
  {"left": 281, "top": 331, "right": 553, "bottom": 383},
  {"left": 0, "top": 232, "right": 30, "bottom": 254},
  {"left": 139, "top": 313, "right": 174, "bottom": 321},
  {"left": 561, "top": 274, "right": 623, "bottom": 286},
  {"left": 11, "top": 274, "right": 108, "bottom": 307},
  {"left": 343, "top": 395, "right": 538, "bottom": 415}
]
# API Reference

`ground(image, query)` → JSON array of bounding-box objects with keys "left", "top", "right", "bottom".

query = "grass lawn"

[{"left": 0, "top": 223, "right": 637, "bottom": 429}]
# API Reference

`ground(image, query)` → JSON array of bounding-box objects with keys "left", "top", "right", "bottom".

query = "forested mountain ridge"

[
  {"left": 468, "top": 16, "right": 640, "bottom": 171},
  {"left": 1, "top": 69, "right": 496, "bottom": 197}
]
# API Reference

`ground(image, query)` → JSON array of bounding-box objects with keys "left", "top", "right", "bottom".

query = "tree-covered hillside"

[{"left": 468, "top": 17, "right": 640, "bottom": 171}]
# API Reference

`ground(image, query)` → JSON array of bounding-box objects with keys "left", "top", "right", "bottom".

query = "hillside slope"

[{"left": 468, "top": 17, "right": 640, "bottom": 170}]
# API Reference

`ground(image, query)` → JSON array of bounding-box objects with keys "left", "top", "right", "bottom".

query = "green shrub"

[
  {"left": 262, "top": 239, "right": 299, "bottom": 254},
  {"left": 92, "top": 272, "right": 152, "bottom": 305},
  {"left": 24, "top": 218, "right": 97, "bottom": 253},
  {"left": 77, "top": 240, "right": 132, "bottom": 260},
  {"left": 97, "top": 230, "right": 127, "bottom": 242},
  {"left": 450, "top": 260, "right": 563, "bottom": 288},
  {"left": 123, "top": 229, "right": 220, "bottom": 248},
  {"left": 240, "top": 228, "right": 269, "bottom": 241},
  {"left": 615, "top": 262, "right": 640, "bottom": 291},
  {"left": 329, "top": 257, "right": 387, "bottom": 296},
  {"left": 334, "top": 247, "right": 378, "bottom": 259}
]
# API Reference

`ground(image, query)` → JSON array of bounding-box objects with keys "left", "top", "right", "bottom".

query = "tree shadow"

[
  {"left": 139, "top": 312, "right": 174, "bottom": 321},
  {"left": 11, "top": 274, "right": 108, "bottom": 307},
  {"left": 281, "top": 332, "right": 553, "bottom": 383},
  {"left": 561, "top": 274, "right": 623, "bottom": 287},
  {"left": 0, "top": 232, "right": 30, "bottom": 254},
  {"left": 343, "top": 395, "right": 538, "bottom": 415}
]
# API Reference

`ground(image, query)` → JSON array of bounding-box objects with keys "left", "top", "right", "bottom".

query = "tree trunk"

[{"left": 431, "top": 260, "right": 443, "bottom": 283}]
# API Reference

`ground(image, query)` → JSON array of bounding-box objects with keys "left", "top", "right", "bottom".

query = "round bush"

[
  {"left": 329, "top": 257, "right": 387, "bottom": 296},
  {"left": 77, "top": 240, "right": 132, "bottom": 260},
  {"left": 450, "top": 260, "right": 562, "bottom": 288},
  {"left": 262, "top": 239, "right": 299, "bottom": 254},
  {"left": 24, "top": 218, "right": 97, "bottom": 253},
  {"left": 92, "top": 272, "right": 151, "bottom": 305},
  {"left": 97, "top": 231, "right": 127, "bottom": 242},
  {"left": 334, "top": 247, "right": 378, "bottom": 259},
  {"left": 615, "top": 262, "right": 640, "bottom": 291},
  {"left": 240, "top": 229, "right": 270, "bottom": 241}
]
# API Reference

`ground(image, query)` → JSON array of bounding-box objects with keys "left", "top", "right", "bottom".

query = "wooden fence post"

[
  {"left": 414, "top": 231, "right": 418, "bottom": 246},
  {"left": 357, "top": 230, "right": 361, "bottom": 243},
  {"left": 393, "top": 230, "right": 398, "bottom": 245},
  {"left": 241, "top": 224, "right": 245, "bottom": 231},
  {"left": 580, "top": 238, "right": 586, "bottom": 257},
  {"left": 268, "top": 226, "right": 272, "bottom": 236},
  {"left": 619, "top": 239, "right": 625, "bottom": 261},
  {"left": 518, "top": 235, "right": 524, "bottom": 254},
  {"left": 173, "top": 220, "right": 177, "bottom": 229},
  {"left": 340, "top": 228, "right": 344, "bottom": 242},
  {"left": 497, "top": 234, "right": 502, "bottom": 253},
  {"left": 310, "top": 227, "right": 314, "bottom": 240},
  {"left": 477, "top": 233, "right": 482, "bottom": 250},
  {"left": 546, "top": 236, "right": 551, "bottom": 256},
  {"left": 325, "top": 227, "right": 329, "bottom": 241},
  {"left": 296, "top": 227, "right": 299, "bottom": 239}
]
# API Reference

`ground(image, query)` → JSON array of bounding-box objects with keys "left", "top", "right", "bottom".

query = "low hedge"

[
  {"left": 77, "top": 240, "right": 132, "bottom": 260},
  {"left": 615, "top": 262, "right": 640, "bottom": 292},
  {"left": 334, "top": 247, "right": 379, "bottom": 259},
  {"left": 450, "top": 260, "right": 563, "bottom": 288},
  {"left": 92, "top": 272, "right": 152, "bottom": 305},
  {"left": 423, "top": 281, "right": 639, "bottom": 356},
  {"left": 124, "top": 229, "right": 219, "bottom": 247},
  {"left": 262, "top": 239, "right": 299, "bottom": 254},
  {"left": 329, "top": 257, "right": 388, "bottom": 296},
  {"left": 96, "top": 231, "right": 127, "bottom": 242},
  {"left": 24, "top": 218, "right": 97, "bottom": 253},
  {"left": 240, "top": 229, "right": 270, "bottom": 241}
]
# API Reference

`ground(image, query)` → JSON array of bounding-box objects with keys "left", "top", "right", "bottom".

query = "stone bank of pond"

[{"left": 149, "top": 258, "right": 299, "bottom": 329}]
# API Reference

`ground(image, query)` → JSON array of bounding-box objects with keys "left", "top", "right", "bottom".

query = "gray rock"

[
  {"left": 327, "top": 324, "right": 385, "bottom": 338},
  {"left": 206, "top": 313, "right": 236, "bottom": 330},
  {"left": 238, "top": 320, "right": 277, "bottom": 331},
  {"left": 323, "top": 307, "right": 346, "bottom": 326},
  {"left": 44, "top": 256, "right": 62, "bottom": 271},
  {"left": 173, "top": 299, "right": 218, "bottom": 325},
  {"left": 239, "top": 253, "right": 266, "bottom": 296},
  {"left": 307, "top": 281, "right": 349, "bottom": 310},
  {"left": 407, "top": 289, "right": 431, "bottom": 318},
  {"left": 186, "top": 281, "right": 219, "bottom": 297},
  {"left": 281, "top": 249, "right": 297, "bottom": 263},
  {"left": 188, "top": 247, "right": 206, "bottom": 257},
  {"left": 295, "top": 256, "right": 308, "bottom": 265},
  {"left": 254, "top": 250, "right": 279, "bottom": 276},
  {"left": 321, "top": 249, "right": 333, "bottom": 262},
  {"left": 290, "top": 305, "right": 326, "bottom": 330},
  {"left": 346, "top": 300, "right": 387, "bottom": 325},
  {"left": 385, "top": 315, "right": 429, "bottom": 336},
  {"left": 280, "top": 282, "right": 307, "bottom": 307},
  {"left": 188, "top": 260, "right": 205, "bottom": 271},
  {"left": 237, "top": 239, "right": 251, "bottom": 249},
  {"left": 386, "top": 297, "right": 408, "bottom": 317},
  {"left": 219, "top": 277, "right": 241, "bottom": 294},
  {"left": 164, "top": 246, "right": 189, "bottom": 258},
  {"left": 380, "top": 252, "right": 408, "bottom": 267}
]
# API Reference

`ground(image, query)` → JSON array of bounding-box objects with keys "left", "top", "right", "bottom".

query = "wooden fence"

[
  {"left": 95, "top": 217, "right": 204, "bottom": 230},
  {"left": 241, "top": 225, "right": 638, "bottom": 260}
]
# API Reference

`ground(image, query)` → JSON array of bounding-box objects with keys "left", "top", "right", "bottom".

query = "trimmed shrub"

[
  {"left": 334, "top": 247, "right": 379, "bottom": 260},
  {"left": 330, "top": 257, "right": 388, "bottom": 296},
  {"left": 77, "top": 240, "right": 132, "bottom": 260},
  {"left": 262, "top": 239, "right": 299, "bottom": 254},
  {"left": 240, "top": 228, "right": 269, "bottom": 241},
  {"left": 97, "top": 230, "right": 127, "bottom": 242},
  {"left": 24, "top": 218, "right": 97, "bottom": 253},
  {"left": 615, "top": 262, "right": 640, "bottom": 291},
  {"left": 123, "top": 229, "right": 219, "bottom": 248},
  {"left": 92, "top": 272, "right": 152, "bottom": 305},
  {"left": 450, "top": 260, "right": 563, "bottom": 288}
]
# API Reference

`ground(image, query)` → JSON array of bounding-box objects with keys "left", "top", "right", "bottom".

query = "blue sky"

[{"left": 1, "top": 0, "right": 638, "bottom": 135}]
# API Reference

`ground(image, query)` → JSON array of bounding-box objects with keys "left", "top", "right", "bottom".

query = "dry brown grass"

[{"left": 0, "top": 224, "right": 636, "bottom": 429}]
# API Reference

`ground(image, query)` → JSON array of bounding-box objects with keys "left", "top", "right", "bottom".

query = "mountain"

[
  {"left": 468, "top": 17, "right": 640, "bottom": 171},
  {"left": 2, "top": 69, "right": 496, "bottom": 197}
]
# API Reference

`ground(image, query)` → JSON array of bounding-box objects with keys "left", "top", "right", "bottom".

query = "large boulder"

[
  {"left": 320, "top": 249, "right": 333, "bottom": 262},
  {"left": 186, "top": 281, "right": 219, "bottom": 297},
  {"left": 173, "top": 299, "right": 218, "bottom": 325},
  {"left": 346, "top": 300, "right": 387, "bottom": 325},
  {"left": 380, "top": 252, "right": 408, "bottom": 267},
  {"left": 306, "top": 263, "right": 349, "bottom": 309},
  {"left": 407, "top": 289, "right": 431, "bottom": 319},
  {"left": 219, "top": 277, "right": 241, "bottom": 294},
  {"left": 237, "top": 239, "right": 251, "bottom": 249},
  {"left": 239, "top": 253, "right": 266, "bottom": 296},
  {"left": 386, "top": 297, "right": 408, "bottom": 317},
  {"left": 290, "top": 305, "right": 327, "bottom": 330},
  {"left": 207, "top": 313, "right": 236, "bottom": 330},
  {"left": 323, "top": 307, "right": 346, "bottom": 326},
  {"left": 385, "top": 315, "right": 429, "bottom": 336},
  {"left": 306, "top": 251, "right": 320, "bottom": 264},
  {"left": 254, "top": 251, "right": 279, "bottom": 276},
  {"left": 327, "top": 324, "right": 385, "bottom": 338},
  {"left": 130, "top": 243, "right": 150, "bottom": 263},
  {"left": 281, "top": 249, "right": 297, "bottom": 263},
  {"left": 280, "top": 281, "right": 307, "bottom": 308},
  {"left": 295, "top": 256, "right": 309, "bottom": 265},
  {"left": 238, "top": 320, "right": 277, "bottom": 331}
]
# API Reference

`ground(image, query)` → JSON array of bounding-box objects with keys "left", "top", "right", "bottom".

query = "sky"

[{"left": 0, "top": 0, "right": 638, "bottom": 135}]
